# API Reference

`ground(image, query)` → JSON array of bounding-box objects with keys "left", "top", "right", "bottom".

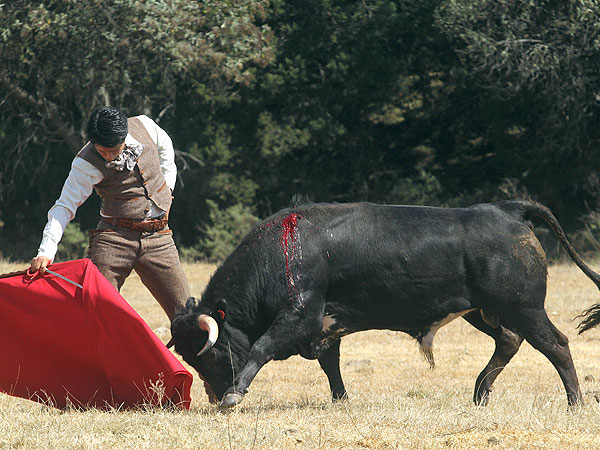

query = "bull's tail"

[{"left": 509, "top": 200, "right": 600, "bottom": 333}]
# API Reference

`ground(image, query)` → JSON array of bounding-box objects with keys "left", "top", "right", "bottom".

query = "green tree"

[
  {"left": 229, "top": 0, "right": 464, "bottom": 214},
  {"left": 434, "top": 0, "right": 600, "bottom": 220},
  {"left": 240, "top": 0, "right": 600, "bottom": 228},
  {"left": 2, "top": 1, "right": 600, "bottom": 261}
]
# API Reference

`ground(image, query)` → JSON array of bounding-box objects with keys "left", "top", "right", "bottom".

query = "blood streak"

[{"left": 280, "top": 213, "right": 302, "bottom": 298}]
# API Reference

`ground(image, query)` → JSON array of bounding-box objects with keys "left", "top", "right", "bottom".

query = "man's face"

[{"left": 94, "top": 141, "right": 126, "bottom": 161}]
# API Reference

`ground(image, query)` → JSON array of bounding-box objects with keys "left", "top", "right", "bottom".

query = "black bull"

[{"left": 171, "top": 200, "right": 600, "bottom": 407}]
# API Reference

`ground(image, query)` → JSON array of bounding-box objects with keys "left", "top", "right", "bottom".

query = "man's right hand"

[{"left": 30, "top": 256, "right": 52, "bottom": 274}]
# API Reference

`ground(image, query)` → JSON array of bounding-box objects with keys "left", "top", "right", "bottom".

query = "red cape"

[{"left": 0, "top": 258, "right": 192, "bottom": 409}]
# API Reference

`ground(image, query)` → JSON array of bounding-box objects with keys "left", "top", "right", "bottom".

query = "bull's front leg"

[
  {"left": 220, "top": 294, "right": 324, "bottom": 407},
  {"left": 318, "top": 339, "right": 347, "bottom": 401}
]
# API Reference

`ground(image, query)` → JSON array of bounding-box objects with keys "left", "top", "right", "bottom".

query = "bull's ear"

[
  {"left": 185, "top": 297, "right": 200, "bottom": 310},
  {"left": 213, "top": 299, "right": 227, "bottom": 324}
]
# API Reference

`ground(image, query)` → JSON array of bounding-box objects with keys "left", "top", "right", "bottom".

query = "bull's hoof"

[
  {"left": 219, "top": 392, "right": 245, "bottom": 408},
  {"left": 332, "top": 391, "right": 348, "bottom": 402}
]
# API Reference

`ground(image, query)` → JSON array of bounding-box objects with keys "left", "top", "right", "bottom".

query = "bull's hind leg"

[
  {"left": 318, "top": 339, "right": 347, "bottom": 401},
  {"left": 463, "top": 311, "right": 523, "bottom": 406},
  {"left": 516, "top": 310, "right": 582, "bottom": 405}
]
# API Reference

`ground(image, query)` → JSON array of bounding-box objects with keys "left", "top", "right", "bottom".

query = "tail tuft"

[{"left": 577, "top": 304, "right": 600, "bottom": 334}]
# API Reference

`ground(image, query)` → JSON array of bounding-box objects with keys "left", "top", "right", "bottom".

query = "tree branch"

[{"left": 0, "top": 73, "right": 81, "bottom": 153}]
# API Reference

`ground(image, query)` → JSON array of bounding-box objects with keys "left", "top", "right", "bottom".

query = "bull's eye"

[{"left": 201, "top": 349, "right": 218, "bottom": 364}]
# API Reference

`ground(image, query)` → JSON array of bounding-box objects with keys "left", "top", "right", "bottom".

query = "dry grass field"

[{"left": 2, "top": 260, "right": 600, "bottom": 449}]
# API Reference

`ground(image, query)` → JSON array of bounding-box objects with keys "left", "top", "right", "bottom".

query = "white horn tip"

[{"left": 196, "top": 314, "right": 219, "bottom": 356}]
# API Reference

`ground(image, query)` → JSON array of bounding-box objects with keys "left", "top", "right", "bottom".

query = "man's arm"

[
  {"left": 136, "top": 115, "right": 177, "bottom": 191},
  {"left": 30, "top": 157, "right": 101, "bottom": 273}
]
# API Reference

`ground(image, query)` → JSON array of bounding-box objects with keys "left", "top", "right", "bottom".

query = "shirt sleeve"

[
  {"left": 37, "top": 157, "right": 103, "bottom": 260},
  {"left": 136, "top": 115, "right": 177, "bottom": 191}
]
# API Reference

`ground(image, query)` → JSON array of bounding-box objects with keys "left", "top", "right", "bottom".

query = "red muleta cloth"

[{"left": 0, "top": 258, "right": 192, "bottom": 409}]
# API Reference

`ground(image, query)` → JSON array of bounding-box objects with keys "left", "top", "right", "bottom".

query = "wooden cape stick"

[{"left": 0, "top": 269, "right": 28, "bottom": 279}]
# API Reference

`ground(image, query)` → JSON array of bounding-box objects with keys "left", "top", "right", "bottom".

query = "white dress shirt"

[{"left": 37, "top": 115, "right": 177, "bottom": 261}]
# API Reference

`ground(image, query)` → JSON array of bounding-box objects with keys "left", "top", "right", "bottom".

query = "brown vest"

[{"left": 77, "top": 117, "right": 173, "bottom": 219}]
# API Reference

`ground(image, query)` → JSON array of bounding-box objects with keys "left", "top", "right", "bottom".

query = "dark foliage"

[{"left": 1, "top": 1, "right": 599, "bottom": 262}]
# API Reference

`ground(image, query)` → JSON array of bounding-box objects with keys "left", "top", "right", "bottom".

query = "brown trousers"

[{"left": 88, "top": 222, "right": 191, "bottom": 321}]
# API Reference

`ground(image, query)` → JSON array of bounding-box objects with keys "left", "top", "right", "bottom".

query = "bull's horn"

[{"left": 197, "top": 314, "right": 219, "bottom": 356}]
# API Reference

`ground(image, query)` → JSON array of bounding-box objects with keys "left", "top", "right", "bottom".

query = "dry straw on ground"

[{"left": 1, "top": 260, "right": 600, "bottom": 449}]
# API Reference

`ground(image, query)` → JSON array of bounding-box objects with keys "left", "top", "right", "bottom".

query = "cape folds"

[{"left": 0, "top": 258, "right": 192, "bottom": 409}]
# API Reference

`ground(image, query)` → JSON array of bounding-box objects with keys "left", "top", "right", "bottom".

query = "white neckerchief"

[{"left": 104, "top": 142, "right": 144, "bottom": 171}]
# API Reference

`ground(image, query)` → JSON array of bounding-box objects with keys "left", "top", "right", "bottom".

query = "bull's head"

[{"left": 170, "top": 297, "right": 249, "bottom": 404}]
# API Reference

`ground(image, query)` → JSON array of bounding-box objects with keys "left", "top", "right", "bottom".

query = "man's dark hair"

[{"left": 86, "top": 106, "right": 128, "bottom": 147}]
